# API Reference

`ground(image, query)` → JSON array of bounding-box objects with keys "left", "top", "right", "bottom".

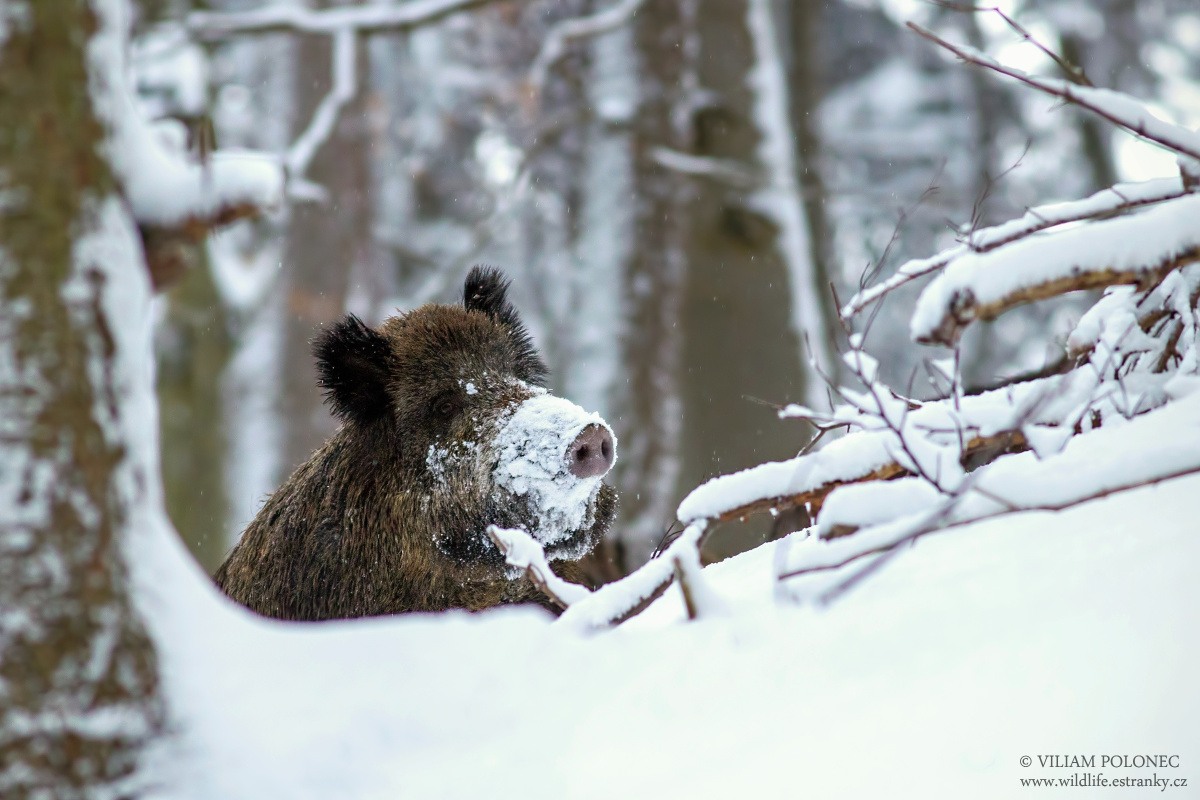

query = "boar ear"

[
  {"left": 463, "top": 265, "right": 521, "bottom": 327},
  {"left": 313, "top": 314, "right": 393, "bottom": 424},
  {"left": 463, "top": 265, "right": 548, "bottom": 386}
]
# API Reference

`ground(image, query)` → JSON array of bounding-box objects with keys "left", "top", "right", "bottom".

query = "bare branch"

[
  {"left": 528, "top": 0, "right": 647, "bottom": 92},
  {"left": 907, "top": 22, "right": 1200, "bottom": 162},
  {"left": 672, "top": 557, "right": 698, "bottom": 620},
  {"left": 187, "top": 0, "right": 498, "bottom": 38}
]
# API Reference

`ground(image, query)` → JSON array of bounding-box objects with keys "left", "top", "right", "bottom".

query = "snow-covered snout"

[{"left": 491, "top": 393, "right": 617, "bottom": 554}]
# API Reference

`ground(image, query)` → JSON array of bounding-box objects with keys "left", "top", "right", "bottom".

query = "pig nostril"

[{"left": 567, "top": 424, "right": 614, "bottom": 479}]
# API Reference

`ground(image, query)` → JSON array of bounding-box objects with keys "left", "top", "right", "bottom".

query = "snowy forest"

[{"left": 2, "top": 0, "right": 1198, "bottom": 797}]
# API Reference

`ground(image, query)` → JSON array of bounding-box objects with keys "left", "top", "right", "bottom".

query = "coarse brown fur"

[{"left": 214, "top": 268, "right": 617, "bottom": 620}]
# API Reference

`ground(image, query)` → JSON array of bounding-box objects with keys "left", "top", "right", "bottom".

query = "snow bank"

[{"left": 140, "top": 459, "right": 1200, "bottom": 799}]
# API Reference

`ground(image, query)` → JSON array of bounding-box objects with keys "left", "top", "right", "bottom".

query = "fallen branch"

[
  {"left": 911, "top": 194, "right": 1200, "bottom": 345},
  {"left": 557, "top": 522, "right": 707, "bottom": 631},
  {"left": 778, "top": 392, "right": 1200, "bottom": 582},
  {"left": 917, "top": 243, "right": 1200, "bottom": 347},
  {"left": 487, "top": 526, "right": 590, "bottom": 611},
  {"left": 779, "top": 460, "right": 1200, "bottom": 583},
  {"left": 690, "top": 429, "right": 1026, "bottom": 529}
]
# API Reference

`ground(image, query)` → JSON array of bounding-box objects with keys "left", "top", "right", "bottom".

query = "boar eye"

[{"left": 432, "top": 392, "right": 461, "bottom": 420}]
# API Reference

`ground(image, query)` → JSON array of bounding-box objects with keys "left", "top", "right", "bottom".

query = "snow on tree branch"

[
  {"left": 107, "top": 85, "right": 282, "bottom": 230},
  {"left": 779, "top": 389, "right": 1200, "bottom": 584},
  {"left": 186, "top": 0, "right": 495, "bottom": 37},
  {"left": 528, "top": 0, "right": 647, "bottom": 92},
  {"left": 486, "top": 526, "right": 591, "bottom": 611},
  {"left": 910, "top": 194, "right": 1200, "bottom": 346},
  {"left": 287, "top": 27, "right": 357, "bottom": 177},
  {"left": 841, "top": 176, "right": 1194, "bottom": 319}
]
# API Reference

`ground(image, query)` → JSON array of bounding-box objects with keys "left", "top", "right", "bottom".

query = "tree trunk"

[
  {"left": 278, "top": 11, "right": 374, "bottom": 474},
  {"left": 158, "top": 263, "right": 234, "bottom": 573},
  {"left": 677, "top": 0, "right": 811, "bottom": 560},
  {"left": 0, "top": 0, "right": 165, "bottom": 795}
]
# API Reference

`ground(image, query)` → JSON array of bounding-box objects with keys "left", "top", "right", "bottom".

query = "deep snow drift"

[{"left": 140, "top": 465, "right": 1199, "bottom": 800}]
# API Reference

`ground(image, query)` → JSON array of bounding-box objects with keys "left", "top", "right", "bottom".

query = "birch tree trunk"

[{"left": 0, "top": 0, "right": 165, "bottom": 795}]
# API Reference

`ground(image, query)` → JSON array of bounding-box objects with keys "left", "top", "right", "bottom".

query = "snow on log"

[
  {"left": 910, "top": 194, "right": 1200, "bottom": 346},
  {"left": 780, "top": 387, "right": 1200, "bottom": 581}
]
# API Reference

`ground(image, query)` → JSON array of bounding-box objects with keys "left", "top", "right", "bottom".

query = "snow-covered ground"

[{"left": 142, "top": 465, "right": 1198, "bottom": 799}]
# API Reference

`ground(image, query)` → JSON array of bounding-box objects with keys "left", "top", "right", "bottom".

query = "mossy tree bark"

[{"left": 0, "top": 0, "right": 166, "bottom": 795}]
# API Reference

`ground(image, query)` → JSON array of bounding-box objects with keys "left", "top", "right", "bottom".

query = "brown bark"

[{"left": 0, "top": 0, "right": 165, "bottom": 795}]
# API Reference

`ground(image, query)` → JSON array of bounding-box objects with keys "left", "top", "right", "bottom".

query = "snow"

[
  {"left": 677, "top": 373, "right": 1082, "bottom": 525},
  {"left": 487, "top": 526, "right": 591, "bottom": 605},
  {"left": 87, "top": 3, "right": 286, "bottom": 229},
  {"left": 133, "top": 454, "right": 1199, "bottom": 799},
  {"left": 492, "top": 393, "right": 615, "bottom": 547},
  {"left": 910, "top": 194, "right": 1200, "bottom": 343}
]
